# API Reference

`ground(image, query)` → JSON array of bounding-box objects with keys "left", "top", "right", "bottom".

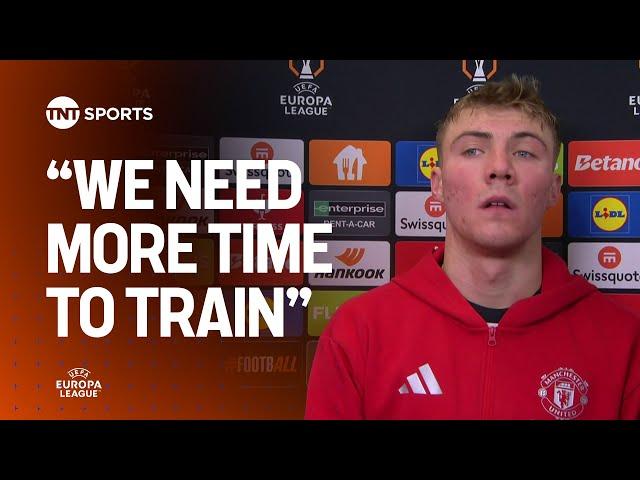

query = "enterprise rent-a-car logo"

[{"left": 46, "top": 96, "right": 153, "bottom": 130}]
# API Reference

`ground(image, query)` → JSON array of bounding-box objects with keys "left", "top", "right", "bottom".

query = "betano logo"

[
  {"left": 418, "top": 147, "right": 439, "bottom": 180},
  {"left": 598, "top": 246, "right": 622, "bottom": 269},
  {"left": 336, "top": 248, "right": 365, "bottom": 267},
  {"left": 568, "top": 141, "right": 640, "bottom": 186},
  {"left": 46, "top": 95, "right": 153, "bottom": 130},
  {"left": 592, "top": 197, "right": 628, "bottom": 232}
]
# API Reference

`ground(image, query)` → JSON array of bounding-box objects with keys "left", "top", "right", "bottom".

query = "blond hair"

[{"left": 435, "top": 74, "right": 560, "bottom": 166}]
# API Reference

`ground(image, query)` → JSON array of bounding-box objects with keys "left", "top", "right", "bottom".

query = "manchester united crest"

[{"left": 538, "top": 367, "right": 589, "bottom": 420}]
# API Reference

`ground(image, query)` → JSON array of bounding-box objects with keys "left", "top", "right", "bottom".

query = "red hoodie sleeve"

[
  {"left": 621, "top": 384, "right": 640, "bottom": 419},
  {"left": 621, "top": 332, "right": 640, "bottom": 419},
  {"left": 305, "top": 315, "right": 365, "bottom": 419}
]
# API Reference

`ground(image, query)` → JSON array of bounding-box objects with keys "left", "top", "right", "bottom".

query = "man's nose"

[{"left": 486, "top": 151, "right": 514, "bottom": 182}]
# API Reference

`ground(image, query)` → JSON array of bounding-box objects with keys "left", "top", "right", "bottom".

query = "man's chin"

[{"left": 471, "top": 234, "right": 535, "bottom": 256}]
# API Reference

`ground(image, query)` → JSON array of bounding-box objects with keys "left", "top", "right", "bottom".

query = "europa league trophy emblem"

[
  {"left": 299, "top": 60, "right": 315, "bottom": 80},
  {"left": 472, "top": 60, "right": 487, "bottom": 82}
]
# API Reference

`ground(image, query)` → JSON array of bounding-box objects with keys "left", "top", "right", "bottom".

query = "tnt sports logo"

[
  {"left": 425, "top": 195, "right": 445, "bottom": 217},
  {"left": 538, "top": 367, "right": 589, "bottom": 420},
  {"left": 46, "top": 96, "right": 80, "bottom": 129},
  {"left": 419, "top": 147, "right": 439, "bottom": 181},
  {"left": 598, "top": 246, "right": 622, "bottom": 269},
  {"left": 45, "top": 95, "right": 153, "bottom": 130},
  {"left": 56, "top": 367, "right": 103, "bottom": 398},
  {"left": 592, "top": 197, "right": 628, "bottom": 232},
  {"left": 251, "top": 142, "right": 274, "bottom": 162}
]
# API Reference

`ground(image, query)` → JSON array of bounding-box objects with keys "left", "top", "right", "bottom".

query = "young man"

[{"left": 305, "top": 74, "right": 640, "bottom": 420}]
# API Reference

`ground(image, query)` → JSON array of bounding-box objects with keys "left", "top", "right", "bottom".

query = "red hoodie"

[{"left": 305, "top": 246, "right": 640, "bottom": 419}]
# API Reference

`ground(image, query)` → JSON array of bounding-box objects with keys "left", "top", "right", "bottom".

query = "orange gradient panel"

[
  {"left": 542, "top": 193, "right": 563, "bottom": 238},
  {"left": 309, "top": 140, "right": 391, "bottom": 186},
  {"left": 0, "top": 61, "right": 305, "bottom": 419}
]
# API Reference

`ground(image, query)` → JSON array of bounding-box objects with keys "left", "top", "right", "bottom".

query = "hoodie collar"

[{"left": 392, "top": 244, "right": 596, "bottom": 330}]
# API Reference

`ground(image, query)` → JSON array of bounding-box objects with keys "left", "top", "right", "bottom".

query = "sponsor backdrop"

[{"left": 1, "top": 60, "right": 639, "bottom": 419}]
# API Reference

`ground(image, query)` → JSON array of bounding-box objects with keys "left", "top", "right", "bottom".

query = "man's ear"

[
  {"left": 430, "top": 166, "right": 444, "bottom": 203},
  {"left": 547, "top": 172, "right": 562, "bottom": 208}
]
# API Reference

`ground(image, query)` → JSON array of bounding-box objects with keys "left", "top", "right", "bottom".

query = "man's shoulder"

[
  {"left": 321, "top": 281, "right": 408, "bottom": 340},
  {"left": 577, "top": 288, "right": 640, "bottom": 330}
]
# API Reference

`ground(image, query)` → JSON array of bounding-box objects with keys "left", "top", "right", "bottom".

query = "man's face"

[{"left": 431, "top": 106, "right": 561, "bottom": 253}]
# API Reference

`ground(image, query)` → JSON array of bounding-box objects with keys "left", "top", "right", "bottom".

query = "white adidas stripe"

[
  {"left": 407, "top": 373, "right": 427, "bottom": 394},
  {"left": 398, "top": 363, "right": 443, "bottom": 395},
  {"left": 419, "top": 363, "right": 443, "bottom": 395}
]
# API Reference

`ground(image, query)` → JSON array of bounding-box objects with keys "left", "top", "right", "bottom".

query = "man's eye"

[
  {"left": 515, "top": 150, "right": 534, "bottom": 158},
  {"left": 462, "top": 148, "right": 481, "bottom": 156}
]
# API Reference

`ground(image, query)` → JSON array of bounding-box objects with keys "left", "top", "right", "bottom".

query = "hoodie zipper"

[{"left": 481, "top": 326, "right": 497, "bottom": 418}]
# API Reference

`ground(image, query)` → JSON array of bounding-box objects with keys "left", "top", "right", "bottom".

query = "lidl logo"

[
  {"left": 598, "top": 246, "right": 622, "bottom": 269},
  {"left": 395, "top": 141, "right": 437, "bottom": 186},
  {"left": 568, "top": 192, "right": 639, "bottom": 238},
  {"left": 592, "top": 197, "right": 628, "bottom": 232},
  {"left": 419, "top": 147, "right": 439, "bottom": 181}
]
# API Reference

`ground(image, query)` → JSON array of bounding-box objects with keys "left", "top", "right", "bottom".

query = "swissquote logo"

[
  {"left": 538, "top": 367, "right": 588, "bottom": 420},
  {"left": 46, "top": 96, "right": 153, "bottom": 130},
  {"left": 395, "top": 192, "right": 447, "bottom": 237},
  {"left": 568, "top": 242, "right": 640, "bottom": 289},
  {"left": 219, "top": 137, "right": 305, "bottom": 185},
  {"left": 598, "top": 246, "right": 622, "bottom": 269},
  {"left": 56, "top": 367, "right": 103, "bottom": 398},
  {"left": 398, "top": 363, "right": 443, "bottom": 395},
  {"left": 282, "top": 60, "right": 333, "bottom": 116}
]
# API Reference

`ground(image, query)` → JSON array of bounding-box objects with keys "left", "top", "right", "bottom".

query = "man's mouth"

[{"left": 482, "top": 197, "right": 514, "bottom": 209}]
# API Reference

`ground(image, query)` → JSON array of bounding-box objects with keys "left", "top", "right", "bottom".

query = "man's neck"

[{"left": 441, "top": 233, "right": 542, "bottom": 309}]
